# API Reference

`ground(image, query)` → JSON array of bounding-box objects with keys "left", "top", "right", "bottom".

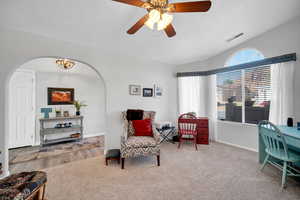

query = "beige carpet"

[{"left": 44, "top": 142, "right": 300, "bottom": 200}]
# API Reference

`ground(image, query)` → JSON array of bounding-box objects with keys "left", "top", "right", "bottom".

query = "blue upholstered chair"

[{"left": 258, "top": 120, "right": 300, "bottom": 188}]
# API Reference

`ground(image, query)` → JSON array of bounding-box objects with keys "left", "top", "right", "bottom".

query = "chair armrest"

[{"left": 152, "top": 126, "right": 161, "bottom": 144}]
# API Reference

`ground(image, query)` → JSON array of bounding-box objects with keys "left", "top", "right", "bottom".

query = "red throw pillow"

[{"left": 132, "top": 119, "right": 153, "bottom": 137}]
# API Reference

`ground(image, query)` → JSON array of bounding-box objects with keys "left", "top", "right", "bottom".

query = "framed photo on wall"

[
  {"left": 129, "top": 85, "right": 141, "bottom": 95},
  {"left": 48, "top": 87, "right": 74, "bottom": 105},
  {"left": 154, "top": 84, "right": 162, "bottom": 96},
  {"left": 143, "top": 88, "right": 153, "bottom": 97}
]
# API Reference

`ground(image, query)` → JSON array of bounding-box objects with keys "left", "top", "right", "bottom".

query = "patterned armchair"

[{"left": 121, "top": 111, "right": 160, "bottom": 169}]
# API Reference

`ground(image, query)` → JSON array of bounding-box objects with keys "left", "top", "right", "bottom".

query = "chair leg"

[
  {"left": 194, "top": 136, "right": 198, "bottom": 151},
  {"left": 281, "top": 161, "right": 287, "bottom": 189},
  {"left": 178, "top": 135, "right": 181, "bottom": 149},
  {"left": 157, "top": 155, "right": 160, "bottom": 166},
  {"left": 105, "top": 158, "right": 108, "bottom": 166},
  {"left": 261, "top": 154, "right": 269, "bottom": 171},
  {"left": 121, "top": 158, "right": 125, "bottom": 169}
]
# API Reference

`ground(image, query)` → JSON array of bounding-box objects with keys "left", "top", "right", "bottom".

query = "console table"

[{"left": 40, "top": 116, "right": 83, "bottom": 146}]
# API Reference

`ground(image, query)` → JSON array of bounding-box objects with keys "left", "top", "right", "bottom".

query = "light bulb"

[
  {"left": 145, "top": 9, "right": 161, "bottom": 30},
  {"left": 149, "top": 9, "right": 160, "bottom": 23},
  {"left": 157, "top": 13, "right": 173, "bottom": 31}
]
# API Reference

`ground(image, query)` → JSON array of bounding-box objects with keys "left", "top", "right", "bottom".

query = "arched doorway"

[{"left": 6, "top": 57, "right": 107, "bottom": 173}]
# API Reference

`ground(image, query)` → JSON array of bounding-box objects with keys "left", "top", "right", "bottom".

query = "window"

[
  {"left": 217, "top": 70, "right": 242, "bottom": 122},
  {"left": 217, "top": 49, "right": 271, "bottom": 124}
]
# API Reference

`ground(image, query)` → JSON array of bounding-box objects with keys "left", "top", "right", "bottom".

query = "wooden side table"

[{"left": 105, "top": 149, "right": 120, "bottom": 165}]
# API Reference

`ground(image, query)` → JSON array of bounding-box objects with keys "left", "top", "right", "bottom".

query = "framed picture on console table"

[{"left": 48, "top": 87, "right": 74, "bottom": 105}]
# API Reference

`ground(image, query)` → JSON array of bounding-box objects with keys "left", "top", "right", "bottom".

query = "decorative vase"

[{"left": 76, "top": 111, "right": 80, "bottom": 116}]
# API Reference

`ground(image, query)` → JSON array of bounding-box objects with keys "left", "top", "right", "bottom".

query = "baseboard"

[
  {"left": 216, "top": 140, "right": 258, "bottom": 152},
  {"left": 84, "top": 132, "right": 106, "bottom": 138},
  {"left": 0, "top": 170, "right": 10, "bottom": 179}
]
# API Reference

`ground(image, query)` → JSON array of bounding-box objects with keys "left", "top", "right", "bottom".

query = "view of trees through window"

[{"left": 217, "top": 49, "right": 271, "bottom": 124}]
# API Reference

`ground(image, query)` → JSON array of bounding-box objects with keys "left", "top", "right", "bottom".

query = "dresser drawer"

[
  {"left": 198, "top": 134, "right": 209, "bottom": 140},
  {"left": 197, "top": 137, "right": 209, "bottom": 144},
  {"left": 197, "top": 120, "right": 208, "bottom": 128},
  {"left": 198, "top": 128, "right": 208, "bottom": 135}
]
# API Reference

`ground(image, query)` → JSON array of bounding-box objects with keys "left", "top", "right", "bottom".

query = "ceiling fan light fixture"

[
  {"left": 145, "top": 19, "right": 155, "bottom": 29},
  {"left": 112, "top": 0, "right": 212, "bottom": 37},
  {"left": 56, "top": 58, "right": 75, "bottom": 70},
  {"left": 157, "top": 13, "right": 173, "bottom": 31},
  {"left": 145, "top": 9, "right": 161, "bottom": 30}
]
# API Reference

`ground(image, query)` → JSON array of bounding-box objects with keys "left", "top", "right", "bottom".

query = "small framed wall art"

[
  {"left": 129, "top": 85, "right": 141, "bottom": 95},
  {"left": 154, "top": 84, "right": 162, "bottom": 96},
  {"left": 143, "top": 88, "right": 153, "bottom": 97}
]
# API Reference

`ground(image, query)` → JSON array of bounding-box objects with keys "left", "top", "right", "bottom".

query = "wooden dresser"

[{"left": 196, "top": 118, "right": 209, "bottom": 145}]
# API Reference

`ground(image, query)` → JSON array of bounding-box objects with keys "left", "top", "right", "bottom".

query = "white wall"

[
  {"left": 0, "top": 28, "right": 178, "bottom": 177},
  {"left": 176, "top": 16, "right": 300, "bottom": 151},
  {"left": 34, "top": 71, "right": 105, "bottom": 142}
]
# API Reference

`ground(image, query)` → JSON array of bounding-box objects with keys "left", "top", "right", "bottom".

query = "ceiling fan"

[{"left": 112, "top": 0, "right": 212, "bottom": 38}]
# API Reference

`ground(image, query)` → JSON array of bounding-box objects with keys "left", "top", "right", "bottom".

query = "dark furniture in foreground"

[
  {"left": 105, "top": 149, "right": 120, "bottom": 165},
  {"left": 0, "top": 171, "right": 47, "bottom": 200},
  {"left": 0, "top": 151, "right": 2, "bottom": 176}
]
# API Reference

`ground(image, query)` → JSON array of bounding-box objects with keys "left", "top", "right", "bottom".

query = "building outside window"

[{"left": 217, "top": 49, "right": 271, "bottom": 124}]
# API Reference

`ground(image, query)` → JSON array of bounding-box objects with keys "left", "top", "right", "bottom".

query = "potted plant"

[{"left": 73, "top": 100, "right": 87, "bottom": 116}]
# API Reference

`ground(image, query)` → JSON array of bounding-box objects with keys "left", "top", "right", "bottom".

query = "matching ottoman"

[
  {"left": 105, "top": 149, "right": 120, "bottom": 166},
  {"left": 0, "top": 171, "right": 47, "bottom": 200}
]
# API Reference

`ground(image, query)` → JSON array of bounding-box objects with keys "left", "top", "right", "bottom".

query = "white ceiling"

[{"left": 1, "top": 0, "right": 300, "bottom": 65}]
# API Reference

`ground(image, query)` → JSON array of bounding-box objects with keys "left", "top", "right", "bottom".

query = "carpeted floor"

[{"left": 43, "top": 142, "right": 300, "bottom": 200}]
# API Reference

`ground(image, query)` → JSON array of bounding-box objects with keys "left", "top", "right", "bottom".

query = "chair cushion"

[
  {"left": 125, "top": 136, "right": 157, "bottom": 148},
  {"left": 132, "top": 119, "right": 153, "bottom": 137},
  {"left": 0, "top": 171, "right": 47, "bottom": 200}
]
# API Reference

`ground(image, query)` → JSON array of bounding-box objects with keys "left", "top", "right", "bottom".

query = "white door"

[{"left": 9, "top": 70, "right": 35, "bottom": 148}]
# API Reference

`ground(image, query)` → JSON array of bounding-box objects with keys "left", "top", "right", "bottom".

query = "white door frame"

[{"left": 8, "top": 69, "right": 36, "bottom": 148}]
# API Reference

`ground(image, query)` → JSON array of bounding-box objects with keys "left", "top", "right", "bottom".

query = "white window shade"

[
  {"left": 217, "top": 70, "right": 242, "bottom": 122},
  {"left": 244, "top": 66, "right": 271, "bottom": 124}
]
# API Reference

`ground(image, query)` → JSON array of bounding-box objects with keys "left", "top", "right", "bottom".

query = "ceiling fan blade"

[
  {"left": 164, "top": 24, "right": 176, "bottom": 38},
  {"left": 127, "top": 14, "right": 149, "bottom": 34},
  {"left": 168, "top": 1, "right": 212, "bottom": 13},
  {"left": 112, "top": 0, "right": 150, "bottom": 8}
]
